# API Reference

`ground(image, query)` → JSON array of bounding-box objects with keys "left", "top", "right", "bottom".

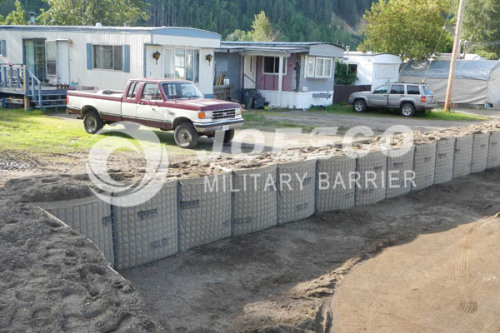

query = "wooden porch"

[{"left": 0, "top": 63, "right": 67, "bottom": 109}]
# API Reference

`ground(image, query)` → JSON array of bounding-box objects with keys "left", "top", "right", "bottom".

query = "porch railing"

[{"left": 0, "top": 63, "right": 43, "bottom": 107}]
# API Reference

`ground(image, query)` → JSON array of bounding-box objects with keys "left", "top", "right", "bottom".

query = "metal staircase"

[{"left": 0, "top": 63, "right": 67, "bottom": 109}]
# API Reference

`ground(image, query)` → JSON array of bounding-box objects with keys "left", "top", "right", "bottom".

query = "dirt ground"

[
  {"left": 1, "top": 112, "right": 500, "bottom": 332},
  {"left": 121, "top": 169, "right": 500, "bottom": 332}
]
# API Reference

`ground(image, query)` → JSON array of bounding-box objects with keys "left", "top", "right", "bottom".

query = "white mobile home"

[
  {"left": 0, "top": 25, "right": 220, "bottom": 97},
  {"left": 342, "top": 51, "right": 402, "bottom": 89}
]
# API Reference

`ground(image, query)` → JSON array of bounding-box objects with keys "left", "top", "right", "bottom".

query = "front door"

[
  {"left": 243, "top": 55, "right": 257, "bottom": 89},
  {"left": 56, "top": 40, "right": 70, "bottom": 85},
  {"left": 145, "top": 45, "right": 163, "bottom": 78},
  {"left": 368, "top": 84, "right": 390, "bottom": 107},
  {"left": 136, "top": 83, "right": 164, "bottom": 124},
  {"left": 23, "top": 39, "right": 46, "bottom": 81}
]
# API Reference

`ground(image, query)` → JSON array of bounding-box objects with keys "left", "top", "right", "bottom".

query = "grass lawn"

[{"left": 0, "top": 108, "right": 195, "bottom": 157}]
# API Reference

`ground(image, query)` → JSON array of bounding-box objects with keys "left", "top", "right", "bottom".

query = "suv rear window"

[
  {"left": 423, "top": 86, "right": 433, "bottom": 95},
  {"left": 407, "top": 85, "right": 420, "bottom": 95}
]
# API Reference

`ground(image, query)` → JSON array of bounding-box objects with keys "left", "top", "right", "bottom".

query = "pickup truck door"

[
  {"left": 368, "top": 84, "right": 390, "bottom": 107},
  {"left": 388, "top": 84, "right": 404, "bottom": 108},
  {"left": 136, "top": 83, "right": 166, "bottom": 123},
  {"left": 122, "top": 82, "right": 140, "bottom": 120}
]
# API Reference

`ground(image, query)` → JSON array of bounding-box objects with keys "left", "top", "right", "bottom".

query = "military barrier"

[
  {"left": 232, "top": 165, "right": 278, "bottom": 236},
  {"left": 277, "top": 159, "right": 316, "bottom": 224},
  {"left": 453, "top": 135, "right": 473, "bottom": 179},
  {"left": 434, "top": 139, "right": 455, "bottom": 184},
  {"left": 41, "top": 132, "right": 500, "bottom": 270},
  {"left": 471, "top": 133, "right": 489, "bottom": 173},
  {"left": 413, "top": 143, "right": 436, "bottom": 190},
  {"left": 316, "top": 156, "right": 357, "bottom": 212},
  {"left": 355, "top": 152, "right": 387, "bottom": 206},
  {"left": 113, "top": 183, "right": 178, "bottom": 270}
]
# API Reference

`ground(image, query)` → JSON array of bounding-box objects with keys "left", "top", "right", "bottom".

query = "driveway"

[{"left": 264, "top": 109, "right": 496, "bottom": 133}]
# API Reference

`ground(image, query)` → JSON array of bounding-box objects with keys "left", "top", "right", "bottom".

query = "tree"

[
  {"left": 1, "top": 0, "right": 26, "bottom": 25},
  {"left": 225, "top": 11, "right": 278, "bottom": 42},
  {"left": 38, "top": 0, "right": 150, "bottom": 26},
  {"left": 249, "top": 11, "right": 278, "bottom": 41},
  {"left": 226, "top": 29, "right": 252, "bottom": 41},
  {"left": 358, "top": 0, "right": 452, "bottom": 59},
  {"left": 461, "top": 0, "right": 500, "bottom": 59}
]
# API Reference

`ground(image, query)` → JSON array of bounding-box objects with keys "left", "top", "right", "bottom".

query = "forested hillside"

[
  {"left": 0, "top": 0, "right": 375, "bottom": 45},
  {"left": 147, "top": 0, "right": 375, "bottom": 45}
]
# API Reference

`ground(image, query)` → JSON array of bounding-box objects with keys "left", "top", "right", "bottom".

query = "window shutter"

[
  {"left": 86, "top": 43, "right": 92, "bottom": 70},
  {"left": 1, "top": 40, "right": 6, "bottom": 56},
  {"left": 124, "top": 45, "right": 130, "bottom": 73}
]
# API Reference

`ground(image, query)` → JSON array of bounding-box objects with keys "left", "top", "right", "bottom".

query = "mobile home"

[{"left": 0, "top": 25, "right": 220, "bottom": 108}]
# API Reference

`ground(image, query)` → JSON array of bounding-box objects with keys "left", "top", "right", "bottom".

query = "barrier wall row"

[{"left": 42, "top": 131, "right": 500, "bottom": 269}]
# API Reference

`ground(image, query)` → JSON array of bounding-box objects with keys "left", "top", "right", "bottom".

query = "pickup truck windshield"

[{"left": 162, "top": 82, "right": 203, "bottom": 99}]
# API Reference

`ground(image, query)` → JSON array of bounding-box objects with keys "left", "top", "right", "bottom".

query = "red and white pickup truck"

[{"left": 67, "top": 79, "right": 243, "bottom": 148}]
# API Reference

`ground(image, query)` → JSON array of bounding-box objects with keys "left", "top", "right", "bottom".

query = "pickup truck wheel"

[
  {"left": 83, "top": 111, "right": 104, "bottom": 134},
  {"left": 353, "top": 99, "right": 367, "bottom": 113},
  {"left": 223, "top": 129, "right": 235, "bottom": 144},
  {"left": 174, "top": 122, "right": 199, "bottom": 149},
  {"left": 400, "top": 103, "right": 416, "bottom": 117}
]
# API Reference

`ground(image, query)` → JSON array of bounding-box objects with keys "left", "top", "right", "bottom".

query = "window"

[
  {"left": 373, "top": 85, "right": 390, "bottom": 94},
  {"left": 407, "top": 85, "right": 420, "bottom": 95},
  {"left": 305, "top": 56, "right": 333, "bottom": 78},
  {"left": 348, "top": 64, "right": 358, "bottom": 75},
  {"left": 127, "top": 82, "right": 140, "bottom": 98},
  {"left": 45, "top": 42, "right": 57, "bottom": 76},
  {"left": 93, "top": 45, "right": 123, "bottom": 70},
  {"left": 306, "top": 57, "right": 315, "bottom": 77},
  {"left": 141, "top": 83, "right": 162, "bottom": 100},
  {"left": 0, "top": 40, "right": 6, "bottom": 56},
  {"left": 162, "top": 82, "right": 203, "bottom": 99},
  {"left": 390, "top": 84, "right": 404, "bottom": 94},
  {"left": 173, "top": 49, "right": 200, "bottom": 82},
  {"left": 263, "top": 56, "right": 286, "bottom": 75},
  {"left": 423, "top": 86, "right": 433, "bottom": 95}
]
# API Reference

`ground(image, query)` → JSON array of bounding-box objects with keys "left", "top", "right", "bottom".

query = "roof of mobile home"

[{"left": 0, "top": 25, "right": 221, "bottom": 39}]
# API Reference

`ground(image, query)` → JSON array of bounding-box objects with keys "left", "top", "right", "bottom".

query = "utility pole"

[{"left": 444, "top": 0, "right": 466, "bottom": 111}]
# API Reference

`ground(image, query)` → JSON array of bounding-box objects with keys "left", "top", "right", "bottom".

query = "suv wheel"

[
  {"left": 174, "top": 122, "right": 199, "bottom": 148},
  {"left": 400, "top": 103, "right": 416, "bottom": 117},
  {"left": 353, "top": 99, "right": 367, "bottom": 113}
]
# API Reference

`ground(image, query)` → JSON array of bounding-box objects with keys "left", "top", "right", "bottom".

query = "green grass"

[
  {"left": 420, "top": 110, "right": 487, "bottom": 121},
  {"left": 0, "top": 108, "right": 195, "bottom": 156}
]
